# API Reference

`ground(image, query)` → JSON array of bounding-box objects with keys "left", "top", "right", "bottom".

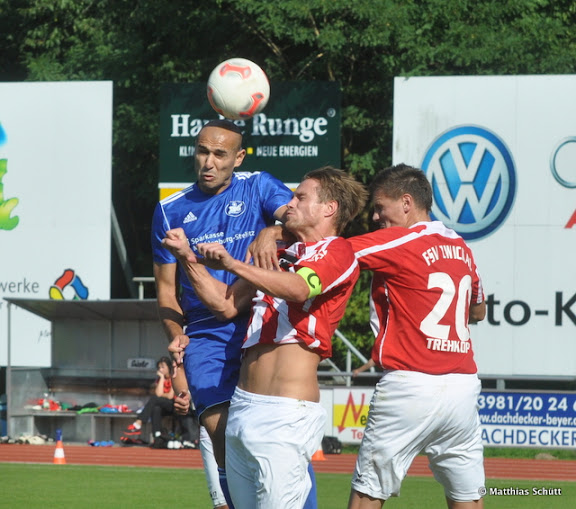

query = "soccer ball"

[{"left": 207, "top": 58, "right": 270, "bottom": 120}]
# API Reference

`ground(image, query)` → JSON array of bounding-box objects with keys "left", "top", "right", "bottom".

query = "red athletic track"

[{"left": 1, "top": 444, "right": 576, "bottom": 481}]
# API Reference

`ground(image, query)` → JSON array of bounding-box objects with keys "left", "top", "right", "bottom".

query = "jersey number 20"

[{"left": 420, "top": 272, "right": 472, "bottom": 342}]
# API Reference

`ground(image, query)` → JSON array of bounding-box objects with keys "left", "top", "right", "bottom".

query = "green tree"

[{"left": 213, "top": 0, "right": 576, "bottom": 364}]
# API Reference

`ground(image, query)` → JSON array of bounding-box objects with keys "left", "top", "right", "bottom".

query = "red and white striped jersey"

[
  {"left": 243, "top": 236, "right": 359, "bottom": 359},
  {"left": 349, "top": 221, "right": 484, "bottom": 375}
]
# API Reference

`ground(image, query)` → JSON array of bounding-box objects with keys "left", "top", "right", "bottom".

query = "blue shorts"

[{"left": 183, "top": 317, "right": 248, "bottom": 417}]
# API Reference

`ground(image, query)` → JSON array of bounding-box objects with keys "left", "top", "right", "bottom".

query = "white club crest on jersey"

[
  {"left": 226, "top": 201, "right": 246, "bottom": 217},
  {"left": 183, "top": 211, "right": 197, "bottom": 223}
]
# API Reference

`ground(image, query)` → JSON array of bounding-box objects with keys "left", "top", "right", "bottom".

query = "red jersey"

[
  {"left": 349, "top": 221, "right": 484, "bottom": 375},
  {"left": 244, "top": 236, "right": 359, "bottom": 359}
]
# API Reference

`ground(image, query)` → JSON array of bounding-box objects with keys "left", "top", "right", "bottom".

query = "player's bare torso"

[{"left": 239, "top": 343, "right": 322, "bottom": 402}]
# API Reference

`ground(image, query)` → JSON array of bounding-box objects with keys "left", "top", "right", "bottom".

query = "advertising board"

[
  {"left": 0, "top": 82, "right": 113, "bottom": 367},
  {"left": 479, "top": 391, "right": 576, "bottom": 448},
  {"left": 327, "top": 387, "right": 576, "bottom": 449},
  {"left": 393, "top": 75, "right": 576, "bottom": 378},
  {"left": 159, "top": 81, "right": 341, "bottom": 196}
]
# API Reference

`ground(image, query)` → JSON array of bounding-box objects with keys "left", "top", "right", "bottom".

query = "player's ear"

[
  {"left": 402, "top": 194, "right": 412, "bottom": 213},
  {"left": 324, "top": 200, "right": 338, "bottom": 219},
  {"left": 235, "top": 148, "right": 246, "bottom": 168}
]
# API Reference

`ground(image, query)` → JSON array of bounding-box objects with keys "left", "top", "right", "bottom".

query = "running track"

[{"left": 1, "top": 444, "right": 576, "bottom": 481}]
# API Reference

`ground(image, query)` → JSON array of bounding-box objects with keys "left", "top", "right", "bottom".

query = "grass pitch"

[{"left": 0, "top": 463, "right": 574, "bottom": 508}]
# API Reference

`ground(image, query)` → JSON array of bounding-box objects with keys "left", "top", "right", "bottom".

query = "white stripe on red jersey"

[{"left": 243, "top": 236, "right": 359, "bottom": 359}]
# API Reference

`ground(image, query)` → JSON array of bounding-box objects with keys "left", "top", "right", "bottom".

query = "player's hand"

[
  {"left": 174, "top": 391, "right": 191, "bottom": 415},
  {"left": 246, "top": 225, "right": 282, "bottom": 270},
  {"left": 197, "top": 242, "right": 234, "bottom": 270},
  {"left": 162, "top": 228, "right": 197, "bottom": 263},
  {"left": 168, "top": 334, "right": 189, "bottom": 373}
]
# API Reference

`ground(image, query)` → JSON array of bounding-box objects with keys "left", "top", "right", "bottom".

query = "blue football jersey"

[{"left": 151, "top": 171, "right": 292, "bottom": 326}]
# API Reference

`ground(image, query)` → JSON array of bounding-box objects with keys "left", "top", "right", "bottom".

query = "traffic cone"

[
  {"left": 53, "top": 429, "right": 66, "bottom": 465},
  {"left": 53, "top": 440, "right": 66, "bottom": 464},
  {"left": 311, "top": 446, "right": 325, "bottom": 461}
]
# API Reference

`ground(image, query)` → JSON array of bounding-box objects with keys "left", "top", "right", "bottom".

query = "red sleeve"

[{"left": 299, "top": 237, "right": 357, "bottom": 292}]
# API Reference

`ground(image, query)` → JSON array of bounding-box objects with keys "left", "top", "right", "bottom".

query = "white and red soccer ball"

[{"left": 207, "top": 58, "right": 270, "bottom": 120}]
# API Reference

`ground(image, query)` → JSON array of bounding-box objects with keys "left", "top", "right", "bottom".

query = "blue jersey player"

[{"left": 151, "top": 120, "right": 317, "bottom": 509}]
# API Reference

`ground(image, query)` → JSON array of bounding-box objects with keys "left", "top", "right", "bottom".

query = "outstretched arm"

[
  {"left": 162, "top": 228, "right": 254, "bottom": 320},
  {"left": 199, "top": 242, "right": 312, "bottom": 303}
]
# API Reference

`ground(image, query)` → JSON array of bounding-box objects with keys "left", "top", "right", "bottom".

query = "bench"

[
  {"left": 5, "top": 298, "right": 179, "bottom": 444},
  {"left": 9, "top": 410, "right": 143, "bottom": 443},
  {"left": 8, "top": 367, "right": 156, "bottom": 443}
]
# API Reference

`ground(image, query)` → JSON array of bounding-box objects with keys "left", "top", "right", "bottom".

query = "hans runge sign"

[{"left": 159, "top": 81, "right": 341, "bottom": 197}]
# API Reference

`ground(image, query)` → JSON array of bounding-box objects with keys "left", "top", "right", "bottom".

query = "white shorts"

[
  {"left": 225, "top": 387, "right": 326, "bottom": 509},
  {"left": 351, "top": 370, "right": 484, "bottom": 502}
]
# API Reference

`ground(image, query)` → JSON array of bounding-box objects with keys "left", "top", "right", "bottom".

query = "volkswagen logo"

[{"left": 421, "top": 125, "right": 516, "bottom": 241}]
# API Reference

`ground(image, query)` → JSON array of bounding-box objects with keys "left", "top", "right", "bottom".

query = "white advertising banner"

[
  {"left": 325, "top": 388, "right": 576, "bottom": 448},
  {"left": 0, "top": 82, "right": 112, "bottom": 367},
  {"left": 479, "top": 391, "right": 576, "bottom": 448},
  {"left": 393, "top": 75, "right": 576, "bottom": 378}
]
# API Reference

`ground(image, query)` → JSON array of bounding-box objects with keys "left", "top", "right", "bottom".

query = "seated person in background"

[{"left": 122, "top": 356, "right": 196, "bottom": 448}]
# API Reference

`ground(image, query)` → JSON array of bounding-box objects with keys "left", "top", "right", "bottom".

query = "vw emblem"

[{"left": 421, "top": 125, "right": 516, "bottom": 241}]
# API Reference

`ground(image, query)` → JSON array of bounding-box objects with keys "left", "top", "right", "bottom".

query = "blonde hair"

[{"left": 304, "top": 167, "right": 368, "bottom": 234}]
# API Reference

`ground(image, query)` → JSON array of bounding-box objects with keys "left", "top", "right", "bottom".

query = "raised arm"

[
  {"left": 199, "top": 242, "right": 312, "bottom": 303},
  {"left": 245, "top": 223, "right": 297, "bottom": 270},
  {"left": 244, "top": 202, "right": 290, "bottom": 269},
  {"left": 162, "top": 228, "right": 254, "bottom": 320}
]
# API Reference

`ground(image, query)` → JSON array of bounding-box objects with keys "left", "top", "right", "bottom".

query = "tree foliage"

[{"left": 1, "top": 0, "right": 576, "bottom": 363}]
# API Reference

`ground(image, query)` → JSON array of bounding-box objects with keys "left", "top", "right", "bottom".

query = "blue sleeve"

[
  {"left": 257, "top": 172, "right": 293, "bottom": 219},
  {"left": 151, "top": 202, "right": 177, "bottom": 264}
]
